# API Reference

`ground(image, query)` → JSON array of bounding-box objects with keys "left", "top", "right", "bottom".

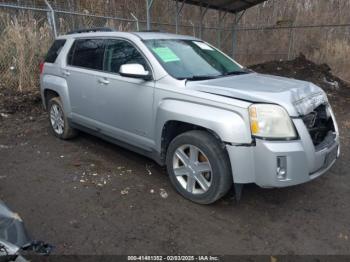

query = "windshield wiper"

[
  {"left": 182, "top": 75, "right": 220, "bottom": 82},
  {"left": 182, "top": 70, "right": 252, "bottom": 82},
  {"left": 223, "top": 70, "right": 250, "bottom": 76}
]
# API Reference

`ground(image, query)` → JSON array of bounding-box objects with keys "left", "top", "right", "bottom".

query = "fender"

[
  {"left": 154, "top": 99, "right": 252, "bottom": 152},
  {"left": 41, "top": 74, "right": 72, "bottom": 115}
]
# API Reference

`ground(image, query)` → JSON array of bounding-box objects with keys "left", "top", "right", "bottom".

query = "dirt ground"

[{"left": 1, "top": 56, "right": 350, "bottom": 255}]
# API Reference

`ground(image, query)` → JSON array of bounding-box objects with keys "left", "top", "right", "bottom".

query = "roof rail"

[{"left": 67, "top": 27, "right": 115, "bottom": 35}]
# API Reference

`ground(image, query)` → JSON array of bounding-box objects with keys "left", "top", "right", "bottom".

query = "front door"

[{"left": 94, "top": 39, "right": 155, "bottom": 150}]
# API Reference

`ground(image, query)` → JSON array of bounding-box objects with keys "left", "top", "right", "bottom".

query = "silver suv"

[{"left": 40, "top": 29, "right": 340, "bottom": 204}]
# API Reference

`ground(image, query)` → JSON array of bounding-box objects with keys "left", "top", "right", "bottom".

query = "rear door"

[{"left": 63, "top": 38, "right": 105, "bottom": 128}]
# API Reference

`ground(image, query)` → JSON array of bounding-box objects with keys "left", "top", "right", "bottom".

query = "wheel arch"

[
  {"left": 41, "top": 75, "right": 71, "bottom": 114},
  {"left": 160, "top": 120, "right": 224, "bottom": 164},
  {"left": 155, "top": 99, "right": 252, "bottom": 162},
  {"left": 44, "top": 89, "right": 60, "bottom": 108}
]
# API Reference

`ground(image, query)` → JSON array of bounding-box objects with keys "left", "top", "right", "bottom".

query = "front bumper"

[{"left": 226, "top": 118, "right": 340, "bottom": 188}]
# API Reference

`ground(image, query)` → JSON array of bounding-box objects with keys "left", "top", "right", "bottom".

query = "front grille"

[{"left": 302, "top": 104, "right": 335, "bottom": 147}]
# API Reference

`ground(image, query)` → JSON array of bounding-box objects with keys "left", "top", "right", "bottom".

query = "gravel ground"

[
  {"left": 1, "top": 56, "right": 350, "bottom": 255},
  {"left": 0, "top": 101, "right": 349, "bottom": 255}
]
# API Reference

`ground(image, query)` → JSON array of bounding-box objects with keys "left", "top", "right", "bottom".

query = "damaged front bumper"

[{"left": 226, "top": 114, "right": 340, "bottom": 188}]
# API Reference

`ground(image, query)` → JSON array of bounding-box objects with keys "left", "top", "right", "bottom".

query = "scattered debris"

[
  {"left": 160, "top": 188, "right": 168, "bottom": 199},
  {"left": 270, "top": 256, "right": 278, "bottom": 262},
  {"left": 69, "top": 219, "right": 80, "bottom": 229},
  {"left": 74, "top": 164, "right": 115, "bottom": 188},
  {"left": 0, "top": 113, "right": 9, "bottom": 118},
  {"left": 121, "top": 187, "right": 130, "bottom": 195},
  {"left": 0, "top": 144, "right": 11, "bottom": 149},
  {"left": 145, "top": 164, "right": 153, "bottom": 175},
  {"left": 323, "top": 77, "right": 339, "bottom": 89},
  {"left": 338, "top": 233, "right": 349, "bottom": 241},
  {"left": 0, "top": 89, "right": 41, "bottom": 115},
  {"left": 72, "top": 161, "right": 81, "bottom": 167}
]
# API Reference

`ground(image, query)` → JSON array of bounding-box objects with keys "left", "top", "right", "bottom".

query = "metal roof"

[{"left": 177, "top": 0, "right": 267, "bottom": 13}]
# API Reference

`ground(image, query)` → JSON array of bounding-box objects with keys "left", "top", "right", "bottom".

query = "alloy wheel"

[
  {"left": 172, "top": 144, "right": 212, "bottom": 194},
  {"left": 50, "top": 104, "right": 64, "bottom": 135}
]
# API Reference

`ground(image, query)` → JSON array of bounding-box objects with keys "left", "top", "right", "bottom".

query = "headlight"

[{"left": 249, "top": 104, "right": 297, "bottom": 139}]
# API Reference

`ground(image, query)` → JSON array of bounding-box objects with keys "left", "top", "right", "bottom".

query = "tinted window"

[
  {"left": 104, "top": 39, "right": 148, "bottom": 74},
  {"left": 68, "top": 39, "right": 105, "bottom": 70},
  {"left": 45, "top": 40, "right": 66, "bottom": 63}
]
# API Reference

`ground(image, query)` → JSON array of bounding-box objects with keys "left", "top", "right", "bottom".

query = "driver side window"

[{"left": 103, "top": 39, "right": 148, "bottom": 74}]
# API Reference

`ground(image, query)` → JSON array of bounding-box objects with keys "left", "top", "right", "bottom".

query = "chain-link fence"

[
  {"left": 0, "top": 0, "right": 349, "bottom": 92},
  {"left": 0, "top": 2, "right": 140, "bottom": 91},
  {"left": 55, "top": 11, "right": 138, "bottom": 34},
  {"left": 0, "top": 4, "right": 53, "bottom": 91}
]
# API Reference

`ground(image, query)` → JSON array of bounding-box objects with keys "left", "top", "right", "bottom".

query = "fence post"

[
  {"left": 189, "top": 20, "right": 195, "bottom": 36},
  {"left": 44, "top": 0, "right": 57, "bottom": 38},
  {"left": 217, "top": 11, "right": 228, "bottom": 49},
  {"left": 288, "top": 22, "right": 295, "bottom": 60},
  {"left": 146, "top": 0, "right": 154, "bottom": 30},
  {"left": 232, "top": 11, "right": 245, "bottom": 59},
  {"left": 175, "top": 0, "right": 185, "bottom": 34},
  {"left": 199, "top": 5, "right": 208, "bottom": 39},
  {"left": 232, "top": 23, "right": 237, "bottom": 58},
  {"left": 130, "top": 13, "right": 139, "bottom": 31}
]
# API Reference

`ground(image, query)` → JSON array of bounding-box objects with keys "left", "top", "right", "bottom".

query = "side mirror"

[{"left": 119, "top": 64, "right": 152, "bottom": 81}]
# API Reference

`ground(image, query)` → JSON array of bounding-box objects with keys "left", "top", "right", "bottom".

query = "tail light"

[{"left": 39, "top": 62, "right": 45, "bottom": 75}]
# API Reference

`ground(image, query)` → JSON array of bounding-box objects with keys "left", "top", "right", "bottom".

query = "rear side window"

[
  {"left": 45, "top": 39, "right": 66, "bottom": 63},
  {"left": 68, "top": 39, "right": 105, "bottom": 70}
]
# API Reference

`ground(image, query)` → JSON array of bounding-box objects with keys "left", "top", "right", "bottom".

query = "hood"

[{"left": 187, "top": 73, "right": 327, "bottom": 116}]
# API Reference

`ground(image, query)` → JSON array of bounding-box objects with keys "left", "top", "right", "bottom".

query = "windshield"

[{"left": 144, "top": 39, "right": 247, "bottom": 80}]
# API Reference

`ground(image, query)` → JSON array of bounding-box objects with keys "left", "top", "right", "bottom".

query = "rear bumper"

[{"left": 226, "top": 118, "right": 340, "bottom": 188}]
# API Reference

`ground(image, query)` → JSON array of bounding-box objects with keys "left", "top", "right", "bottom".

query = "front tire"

[
  {"left": 48, "top": 97, "right": 77, "bottom": 140},
  {"left": 166, "top": 130, "right": 232, "bottom": 204}
]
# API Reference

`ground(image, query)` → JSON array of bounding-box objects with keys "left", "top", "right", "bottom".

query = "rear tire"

[
  {"left": 48, "top": 97, "right": 77, "bottom": 140},
  {"left": 166, "top": 130, "right": 232, "bottom": 204}
]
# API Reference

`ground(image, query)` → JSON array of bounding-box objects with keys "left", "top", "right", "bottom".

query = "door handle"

[
  {"left": 62, "top": 70, "right": 70, "bottom": 76},
  {"left": 98, "top": 78, "right": 110, "bottom": 85}
]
